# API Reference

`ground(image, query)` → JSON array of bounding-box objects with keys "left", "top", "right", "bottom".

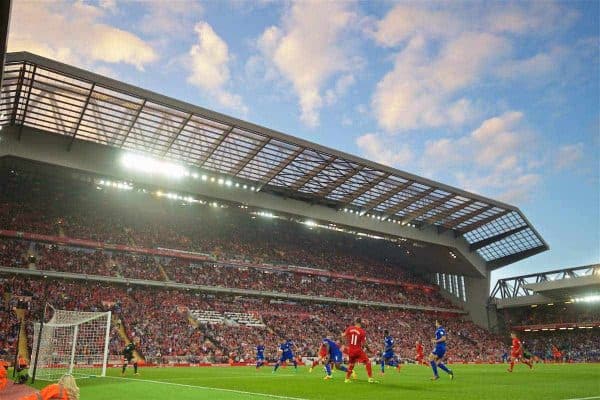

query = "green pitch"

[{"left": 29, "top": 364, "right": 599, "bottom": 400}]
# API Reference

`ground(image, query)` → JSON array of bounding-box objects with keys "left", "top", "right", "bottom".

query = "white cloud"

[
  {"left": 356, "top": 133, "right": 413, "bottom": 168},
  {"left": 255, "top": 1, "right": 360, "bottom": 127},
  {"left": 186, "top": 22, "right": 247, "bottom": 115},
  {"left": 372, "top": 32, "right": 508, "bottom": 132},
  {"left": 419, "top": 111, "right": 541, "bottom": 203},
  {"left": 486, "top": 3, "right": 579, "bottom": 35},
  {"left": 367, "top": 2, "right": 580, "bottom": 133},
  {"left": 8, "top": 0, "right": 158, "bottom": 71},
  {"left": 555, "top": 143, "right": 585, "bottom": 171},
  {"left": 138, "top": 1, "right": 203, "bottom": 37},
  {"left": 99, "top": 0, "right": 117, "bottom": 13},
  {"left": 496, "top": 46, "right": 568, "bottom": 81},
  {"left": 369, "top": 4, "right": 463, "bottom": 47},
  {"left": 325, "top": 74, "right": 356, "bottom": 106}
]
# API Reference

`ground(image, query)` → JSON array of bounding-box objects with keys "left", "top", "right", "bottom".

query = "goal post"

[{"left": 31, "top": 308, "right": 112, "bottom": 381}]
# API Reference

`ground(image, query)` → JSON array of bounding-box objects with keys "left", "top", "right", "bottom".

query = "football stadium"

[{"left": 0, "top": 1, "right": 598, "bottom": 400}]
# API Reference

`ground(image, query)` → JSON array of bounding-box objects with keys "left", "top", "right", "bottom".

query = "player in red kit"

[
  {"left": 309, "top": 342, "right": 328, "bottom": 372},
  {"left": 415, "top": 340, "right": 425, "bottom": 366},
  {"left": 508, "top": 332, "right": 532, "bottom": 372},
  {"left": 551, "top": 344, "right": 562, "bottom": 363},
  {"left": 342, "top": 318, "right": 377, "bottom": 384}
]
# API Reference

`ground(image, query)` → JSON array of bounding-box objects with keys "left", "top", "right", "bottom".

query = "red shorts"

[
  {"left": 348, "top": 348, "right": 369, "bottom": 364},
  {"left": 416, "top": 354, "right": 424, "bottom": 361},
  {"left": 511, "top": 351, "right": 522, "bottom": 358}
]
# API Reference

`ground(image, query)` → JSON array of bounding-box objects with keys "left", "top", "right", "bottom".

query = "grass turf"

[{"left": 28, "top": 363, "right": 600, "bottom": 400}]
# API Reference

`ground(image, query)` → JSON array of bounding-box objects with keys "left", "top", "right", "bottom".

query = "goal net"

[{"left": 31, "top": 308, "right": 111, "bottom": 381}]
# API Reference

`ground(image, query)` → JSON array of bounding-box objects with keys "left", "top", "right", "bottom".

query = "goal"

[{"left": 31, "top": 308, "right": 111, "bottom": 381}]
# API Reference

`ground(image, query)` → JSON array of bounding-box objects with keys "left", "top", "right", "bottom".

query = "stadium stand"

[{"left": 2, "top": 275, "right": 504, "bottom": 364}]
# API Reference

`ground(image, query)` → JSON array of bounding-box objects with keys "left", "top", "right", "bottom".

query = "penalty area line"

[
  {"left": 107, "top": 376, "right": 310, "bottom": 400},
  {"left": 563, "top": 397, "right": 600, "bottom": 400}
]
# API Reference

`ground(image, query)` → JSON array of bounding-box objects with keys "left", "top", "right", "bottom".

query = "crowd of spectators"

[
  {"left": 0, "top": 239, "right": 29, "bottom": 269},
  {"left": 1, "top": 275, "right": 505, "bottom": 364},
  {"left": 504, "top": 303, "right": 600, "bottom": 326},
  {"left": 0, "top": 283, "right": 20, "bottom": 356},
  {"left": 3, "top": 169, "right": 597, "bottom": 366},
  {"left": 521, "top": 330, "right": 600, "bottom": 362},
  {"left": 0, "top": 173, "right": 426, "bottom": 283},
  {"left": 35, "top": 244, "right": 115, "bottom": 276},
  {"left": 1, "top": 237, "right": 449, "bottom": 308},
  {"left": 163, "top": 259, "right": 447, "bottom": 308}
]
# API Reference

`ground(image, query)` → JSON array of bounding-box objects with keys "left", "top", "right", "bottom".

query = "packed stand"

[
  {"left": 521, "top": 330, "right": 600, "bottom": 362},
  {"left": 504, "top": 303, "right": 600, "bottom": 326},
  {"left": 0, "top": 236, "right": 449, "bottom": 309},
  {"left": 1, "top": 172, "right": 428, "bottom": 284},
  {"left": 2, "top": 275, "right": 510, "bottom": 365}
]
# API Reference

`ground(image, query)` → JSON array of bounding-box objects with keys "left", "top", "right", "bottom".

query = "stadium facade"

[{"left": 0, "top": 50, "right": 549, "bottom": 329}]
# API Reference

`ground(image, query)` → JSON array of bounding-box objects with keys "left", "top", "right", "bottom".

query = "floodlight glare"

[
  {"left": 121, "top": 153, "right": 188, "bottom": 179},
  {"left": 573, "top": 295, "right": 600, "bottom": 303}
]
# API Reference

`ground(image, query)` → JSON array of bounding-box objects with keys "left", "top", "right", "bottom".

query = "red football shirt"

[
  {"left": 511, "top": 337, "right": 522, "bottom": 353},
  {"left": 344, "top": 326, "right": 366, "bottom": 351},
  {"left": 318, "top": 343, "right": 327, "bottom": 358},
  {"left": 416, "top": 343, "right": 424, "bottom": 355}
]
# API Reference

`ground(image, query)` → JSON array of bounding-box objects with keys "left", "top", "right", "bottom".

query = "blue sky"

[{"left": 8, "top": 0, "right": 599, "bottom": 283}]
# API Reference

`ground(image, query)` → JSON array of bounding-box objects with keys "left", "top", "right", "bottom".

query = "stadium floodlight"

[
  {"left": 121, "top": 153, "right": 188, "bottom": 179},
  {"left": 192, "top": 173, "right": 199, "bottom": 179},
  {"left": 304, "top": 220, "right": 317, "bottom": 227},
  {"left": 225, "top": 180, "right": 232, "bottom": 187},
  {"left": 573, "top": 295, "right": 600, "bottom": 303},
  {"left": 218, "top": 178, "right": 224, "bottom": 185},
  {"left": 235, "top": 183, "right": 240, "bottom": 187},
  {"left": 202, "top": 175, "right": 208, "bottom": 181}
]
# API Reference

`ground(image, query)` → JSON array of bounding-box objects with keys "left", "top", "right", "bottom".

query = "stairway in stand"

[{"left": 113, "top": 316, "right": 145, "bottom": 362}]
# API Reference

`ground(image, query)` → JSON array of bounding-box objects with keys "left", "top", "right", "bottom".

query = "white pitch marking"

[
  {"left": 563, "top": 397, "right": 600, "bottom": 400},
  {"left": 109, "top": 376, "right": 310, "bottom": 400}
]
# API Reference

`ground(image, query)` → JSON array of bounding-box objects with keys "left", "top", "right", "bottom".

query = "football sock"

[
  {"left": 430, "top": 360, "right": 438, "bottom": 376},
  {"left": 365, "top": 362, "right": 373, "bottom": 378},
  {"left": 437, "top": 362, "right": 451, "bottom": 374},
  {"left": 325, "top": 364, "right": 332, "bottom": 376},
  {"left": 345, "top": 364, "right": 354, "bottom": 379},
  {"left": 133, "top": 363, "right": 138, "bottom": 374}
]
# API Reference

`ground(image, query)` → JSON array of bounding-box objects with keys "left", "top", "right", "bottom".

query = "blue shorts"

[
  {"left": 329, "top": 351, "right": 343, "bottom": 364},
  {"left": 431, "top": 345, "right": 446, "bottom": 359},
  {"left": 280, "top": 352, "right": 294, "bottom": 362},
  {"left": 383, "top": 351, "right": 395, "bottom": 360},
  {"left": 257, "top": 356, "right": 265, "bottom": 361}
]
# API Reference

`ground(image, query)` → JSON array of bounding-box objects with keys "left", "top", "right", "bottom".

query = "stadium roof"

[
  {"left": 0, "top": 52, "right": 548, "bottom": 268},
  {"left": 490, "top": 264, "right": 600, "bottom": 308}
]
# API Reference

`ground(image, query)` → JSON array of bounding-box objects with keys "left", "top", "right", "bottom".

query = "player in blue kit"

[
  {"left": 380, "top": 330, "right": 401, "bottom": 375},
  {"left": 429, "top": 320, "right": 454, "bottom": 381},
  {"left": 256, "top": 344, "right": 265, "bottom": 369},
  {"left": 321, "top": 337, "right": 354, "bottom": 380},
  {"left": 273, "top": 339, "right": 297, "bottom": 373}
]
